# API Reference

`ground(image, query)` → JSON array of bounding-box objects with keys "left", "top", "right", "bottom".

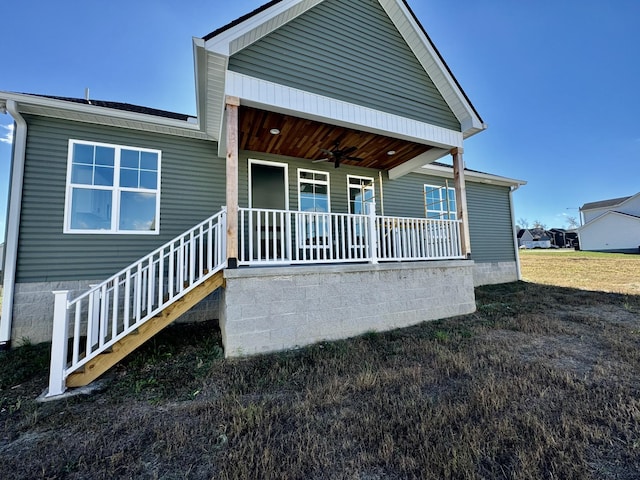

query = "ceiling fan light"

[{"left": 269, "top": 128, "right": 281, "bottom": 135}]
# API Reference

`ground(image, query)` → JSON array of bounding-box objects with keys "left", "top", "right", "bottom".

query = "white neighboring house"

[{"left": 578, "top": 193, "right": 640, "bottom": 253}]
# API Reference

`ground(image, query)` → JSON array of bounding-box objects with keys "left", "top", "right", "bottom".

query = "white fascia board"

[
  {"left": 388, "top": 148, "right": 450, "bottom": 180},
  {"left": 193, "top": 38, "right": 209, "bottom": 133},
  {"left": 204, "top": 0, "right": 323, "bottom": 55},
  {"left": 416, "top": 162, "right": 527, "bottom": 188},
  {"left": 378, "top": 0, "right": 485, "bottom": 135},
  {"left": 225, "top": 71, "right": 464, "bottom": 149},
  {"left": 615, "top": 191, "right": 640, "bottom": 211},
  {"left": 0, "top": 91, "right": 202, "bottom": 134}
]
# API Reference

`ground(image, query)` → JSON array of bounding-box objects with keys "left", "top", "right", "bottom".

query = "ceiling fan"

[{"left": 313, "top": 141, "right": 364, "bottom": 168}]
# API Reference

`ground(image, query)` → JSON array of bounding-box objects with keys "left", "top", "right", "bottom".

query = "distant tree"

[
  {"left": 532, "top": 220, "right": 547, "bottom": 229},
  {"left": 518, "top": 218, "right": 529, "bottom": 229},
  {"left": 565, "top": 216, "right": 580, "bottom": 229}
]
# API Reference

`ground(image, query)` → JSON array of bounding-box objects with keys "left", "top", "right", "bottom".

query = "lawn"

[
  {"left": 520, "top": 249, "right": 640, "bottom": 294},
  {"left": 0, "top": 255, "right": 639, "bottom": 479}
]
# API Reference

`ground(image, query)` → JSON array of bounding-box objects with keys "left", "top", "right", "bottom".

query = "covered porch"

[{"left": 223, "top": 97, "right": 473, "bottom": 269}]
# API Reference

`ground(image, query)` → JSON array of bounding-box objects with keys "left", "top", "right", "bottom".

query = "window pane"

[
  {"left": 140, "top": 151, "right": 158, "bottom": 171},
  {"left": 119, "top": 191, "right": 157, "bottom": 231},
  {"left": 70, "top": 188, "right": 112, "bottom": 230},
  {"left": 71, "top": 164, "right": 94, "bottom": 185},
  {"left": 299, "top": 171, "right": 312, "bottom": 180},
  {"left": 315, "top": 197, "right": 328, "bottom": 212},
  {"left": 139, "top": 171, "right": 157, "bottom": 190},
  {"left": 73, "top": 144, "right": 94, "bottom": 165},
  {"left": 300, "top": 196, "right": 315, "bottom": 212},
  {"left": 94, "top": 166, "right": 114, "bottom": 186},
  {"left": 121, "top": 149, "right": 139, "bottom": 169},
  {"left": 315, "top": 184, "right": 328, "bottom": 195},
  {"left": 95, "top": 146, "right": 115, "bottom": 166},
  {"left": 120, "top": 168, "right": 139, "bottom": 188}
]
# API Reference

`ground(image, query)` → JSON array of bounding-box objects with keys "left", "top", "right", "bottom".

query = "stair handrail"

[{"left": 46, "top": 207, "right": 227, "bottom": 397}]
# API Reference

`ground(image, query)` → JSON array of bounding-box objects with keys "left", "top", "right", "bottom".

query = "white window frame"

[
  {"left": 297, "top": 169, "right": 330, "bottom": 213},
  {"left": 424, "top": 184, "right": 457, "bottom": 220},
  {"left": 64, "top": 139, "right": 161, "bottom": 235},
  {"left": 248, "top": 159, "right": 290, "bottom": 210},
  {"left": 347, "top": 175, "right": 376, "bottom": 215},
  {"left": 297, "top": 169, "right": 331, "bottom": 247}
]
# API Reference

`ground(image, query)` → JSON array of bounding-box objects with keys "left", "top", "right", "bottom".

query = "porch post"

[
  {"left": 451, "top": 147, "right": 471, "bottom": 258},
  {"left": 226, "top": 96, "right": 240, "bottom": 268}
]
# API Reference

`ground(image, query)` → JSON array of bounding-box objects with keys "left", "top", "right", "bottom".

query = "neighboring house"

[
  {"left": 0, "top": 0, "right": 525, "bottom": 397},
  {"left": 578, "top": 193, "right": 640, "bottom": 252},
  {"left": 517, "top": 228, "right": 551, "bottom": 249},
  {"left": 548, "top": 228, "right": 578, "bottom": 248}
]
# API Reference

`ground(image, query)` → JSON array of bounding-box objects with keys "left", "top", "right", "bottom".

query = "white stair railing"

[{"left": 47, "top": 208, "right": 227, "bottom": 397}]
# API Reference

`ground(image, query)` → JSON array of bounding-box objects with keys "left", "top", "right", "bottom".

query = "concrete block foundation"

[{"left": 220, "top": 261, "right": 476, "bottom": 357}]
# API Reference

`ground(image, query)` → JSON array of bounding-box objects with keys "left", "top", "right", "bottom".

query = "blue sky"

[{"left": 2, "top": 0, "right": 640, "bottom": 240}]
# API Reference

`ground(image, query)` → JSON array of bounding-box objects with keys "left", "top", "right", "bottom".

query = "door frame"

[{"left": 248, "top": 159, "right": 289, "bottom": 210}]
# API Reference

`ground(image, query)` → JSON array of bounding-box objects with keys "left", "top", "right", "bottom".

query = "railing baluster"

[
  {"left": 72, "top": 302, "right": 81, "bottom": 365},
  {"left": 123, "top": 270, "right": 131, "bottom": 330},
  {"left": 112, "top": 278, "right": 119, "bottom": 338}
]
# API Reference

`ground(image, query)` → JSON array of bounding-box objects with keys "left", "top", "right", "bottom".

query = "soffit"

[{"left": 239, "top": 106, "right": 431, "bottom": 170}]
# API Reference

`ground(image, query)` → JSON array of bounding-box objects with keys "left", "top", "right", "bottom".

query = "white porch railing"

[
  {"left": 47, "top": 208, "right": 227, "bottom": 397},
  {"left": 238, "top": 207, "right": 463, "bottom": 265}
]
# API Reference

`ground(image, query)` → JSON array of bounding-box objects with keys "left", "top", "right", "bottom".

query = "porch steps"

[{"left": 66, "top": 271, "right": 225, "bottom": 388}]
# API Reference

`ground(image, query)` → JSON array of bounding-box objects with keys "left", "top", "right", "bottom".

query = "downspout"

[
  {"left": 509, "top": 184, "right": 522, "bottom": 281},
  {"left": 0, "top": 100, "right": 27, "bottom": 349}
]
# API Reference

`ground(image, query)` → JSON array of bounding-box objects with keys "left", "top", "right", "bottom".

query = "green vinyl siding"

[
  {"left": 381, "top": 172, "right": 517, "bottom": 263},
  {"left": 239, "top": 152, "right": 379, "bottom": 214},
  {"left": 467, "top": 182, "right": 516, "bottom": 263},
  {"left": 228, "top": 0, "right": 460, "bottom": 131},
  {"left": 17, "top": 116, "right": 225, "bottom": 283}
]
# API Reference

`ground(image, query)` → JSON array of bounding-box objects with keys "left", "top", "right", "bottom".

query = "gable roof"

[
  {"left": 580, "top": 196, "right": 632, "bottom": 211},
  {"left": 578, "top": 210, "right": 640, "bottom": 232},
  {"left": 202, "top": 0, "right": 483, "bottom": 124},
  {"left": 195, "top": 0, "right": 486, "bottom": 145}
]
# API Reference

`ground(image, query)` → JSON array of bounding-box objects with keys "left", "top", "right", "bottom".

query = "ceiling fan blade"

[
  {"left": 341, "top": 146, "right": 357, "bottom": 155},
  {"left": 312, "top": 158, "right": 330, "bottom": 163},
  {"left": 319, "top": 148, "right": 334, "bottom": 156},
  {"left": 345, "top": 156, "right": 364, "bottom": 161}
]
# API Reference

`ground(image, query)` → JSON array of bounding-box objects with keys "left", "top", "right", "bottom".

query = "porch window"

[
  {"left": 298, "top": 170, "right": 329, "bottom": 213},
  {"left": 298, "top": 169, "right": 330, "bottom": 244},
  {"left": 424, "top": 184, "right": 457, "bottom": 220},
  {"left": 64, "top": 140, "right": 161, "bottom": 234},
  {"left": 348, "top": 176, "right": 375, "bottom": 215}
]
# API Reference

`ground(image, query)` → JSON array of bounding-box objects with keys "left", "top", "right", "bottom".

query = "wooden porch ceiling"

[{"left": 238, "top": 107, "right": 433, "bottom": 170}]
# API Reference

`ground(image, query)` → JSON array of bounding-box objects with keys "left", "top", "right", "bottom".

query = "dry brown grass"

[
  {"left": 520, "top": 249, "right": 640, "bottom": 294},
  {"left": 0, "top": 259, "right": 639, "bottom": 478}
]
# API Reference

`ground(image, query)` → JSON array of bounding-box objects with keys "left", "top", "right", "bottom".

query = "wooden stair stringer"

[{"left": 66, "top": 271, "right": 225, "bottom": 388}]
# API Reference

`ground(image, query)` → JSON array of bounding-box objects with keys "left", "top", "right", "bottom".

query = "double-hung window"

[
  {"left": 65, "top": 140, "right": 161, "bottom": 234},
  {"left": 298, "top": 169, "right": 330, "bottom": 244},
  {"left": 347, "top": 176, "right": 375, "bottom": 215},
  {"left": 424, "top": 184, "right": 457, "bottom": 220}
]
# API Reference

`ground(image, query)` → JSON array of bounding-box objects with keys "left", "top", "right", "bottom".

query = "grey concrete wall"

[
  {"left": 11, "top": 281, "right": 220, "bottom": 345},
  {"left": 220, "top": 261, "right": 476, "bottom": 357},
  {"left": 472, "top": 261, "right": 519, "bottom": 287}
]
